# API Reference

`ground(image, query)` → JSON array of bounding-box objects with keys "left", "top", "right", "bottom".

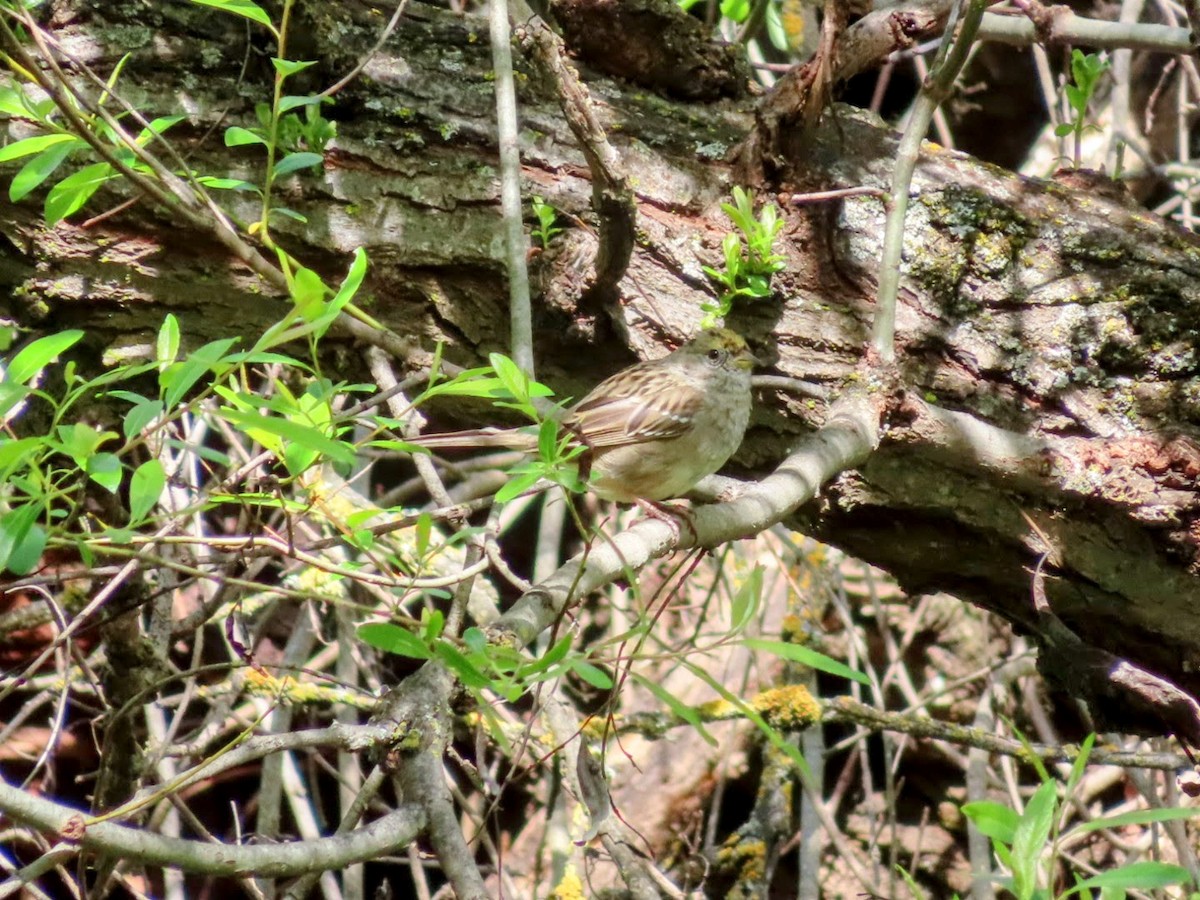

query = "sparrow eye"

[{"left": 706, "top": 348, "right": 725, "bottom": 366}]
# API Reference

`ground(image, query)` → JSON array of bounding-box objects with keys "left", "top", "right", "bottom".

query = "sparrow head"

[{"left": 681, "top": 327, "right": 759, "bottom": 372}]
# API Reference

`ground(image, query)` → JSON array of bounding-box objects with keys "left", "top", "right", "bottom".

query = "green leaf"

[
  {"left": 570, "top": 659, "right": 613, "bottom": 689},
  {"left": 536, "top": 417, "right": 558, "bottom": 461},
  {"left": 271, "top": 58, "right": 318, "bottom": 77},
  {"left": 5, "top": 330, "right": 84, "bottom": 384},
  {"left": 224, "top": 126, "right": 267, "bottom": 148},
  {"left": 742, "top": 637, "right": 870, "bottom": 685},
  {"left": 229, "top": 351, "right": 312, "bottom": 369},
  {"left": 632, "top": 673, "right": 717, "bottom": 746},
  {"left": 745, "top": 273, "right": 771, "bottom": 297},
  {"left": 160, "top": 337, "right": 239, "bottom": 407},
  {"left": 135, "top": 115, "right": 186, "bottom": 144},
  {"left": 0, "top": 132, "right": 78, "bottom": 163},
  {"left": 722, "top": 187, "right": 755, "bottom": 234},
  {"left": 189, "top": 0, "right": 275, "bottom": 31},
  {"left": 1053, "top": 123, "right": 1075, "bottom": 137},
  {"left": 434, "top": 640, "right": 491, "bottom": 689},
  {"left": 719, "top": 0, "right": 750, "bottom": 21},
  {"left": 106, "top": 390, "right": 153, "bottom": 406},
  {"left": 1011, "top": 781, "right": 1057, "bottom": 900},
  {"left": 421, "top": 609, "right": 444, "bottom": 642},
  {"left": 730, "top": 565, "right": 763, "bottom": 632},
  {"left": 489, "top": 353, "right": 531, "bottom": 403},
  {"left": 195, "top": 176, "right": 260, "bottom": 192},
  {"left": 9, "top": 143, "right": 73, "bottom": 202},
  {"left": 462, "top": 627, "right": 487, "bottom": 654},
  {"left": 272, "top": 152, "right": 324, "bottom": 177},
  {"left": 1074, "top": 805, "right": 1200, "bottom": 833},
  {"left": 87, "top": 452, "right": 123, "bottom": 493},
  {"left": 962, "top": 800, "right": 1019, "bottom": 844},
  {"left": 345, "top": 527, "right": 374, "bottom": 551},
  {"left": 682, "top": 658, "right": 813, "bottom": 779},
  {"left": 45, "top": 162, "right": 114, "bottom": 225},
  {"left": 157, "top": 314, "right": 180, "bottom": 368},
  {"left": 218, "top": 406, "right": 355, "bottom": 467},
  {"left": 0, "top": 437, "right": 43, "bottom": 473},
  {"left": 0, "top": 383, "right": 27, "bottom": 420},
  {"left": 282, "top": 440, "right": 318, "bottom": 477},
  {"left": 6, "top": 521, "right": 45, "bottom": 575},
  {"left": 993, "top": 841, "right": 1015, "bottom": 873},
  {"left": 167, "top": 439, "right": 230, "bottom": 466},
  {"left": 367, "top": 437, "right": 428, "bottom": 455},
  {"left": 56, "top": 422, "right": 112, "bottom": 461},
  {"left": 123, "top": 399, "right": 164, "bottom": 440},
  {"left": 288, "top": 266, "right": 327, "bottom": 320},
  {"left": 516, "top": 633, "right": 574, "bottom": 679},
  {"left": 129, "top": 458, "right": 165, "bottom": 522},
  {"left": 317, "top": 247, "right": 367, "bottom": 335},
  {"left": 722, "top": 232, "right": 743, "bottom": 268},
  {"left": 1064, "top": 733, "right": 1095, "bottom": 796},
  {"left": 1062, "top": 863, "right": 1191, "bottom": 896},
  {"left": 278, "top": 94, "right": 326, "bottom": 113},
  {"left": 414, "top": 512, "right": 432, "bottom": 558},
  {"left": 419, "top": 370, "right": 509, "bottom": 401},
  {"left": 0, "top": 87, "right": 29, "bottom": 117},
  {"left": 358, "top": 622, "right": 432, "bottom": 659},
  {"left": 0, "top": 504, "right": 40, "bottom": 573},
  {"left": 268, "top": 206, "right": 308, "bottom": 223},
  {"left": 494, "top": 469, "right": 542, "bottom": 504}
]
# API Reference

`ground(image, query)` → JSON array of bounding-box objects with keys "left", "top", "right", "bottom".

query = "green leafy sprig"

[
  {"left": 702, "top": 186, "right": 785, "bottom": 327},
  {"left": 1054, "top": 50, "right": 1110, "bottom": 169},
  {"left": 530, "top": 195, "right": 564, "bottom": 248}
]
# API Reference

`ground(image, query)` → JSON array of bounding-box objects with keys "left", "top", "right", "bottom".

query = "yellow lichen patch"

[
  {"left": 716, "top": 835, "right": 767, "bottom": 882},
  {"left": 695, "top": 698, "right": 739, "bottom": 720},
  {"left": 237, "top": 669, "right": 375, "bottom": 710},
  {"left": 751, "top": 685, "right": 821, "bottom": 731},
  {"left": 581, "top": 714, "right": 615, "bottom": 738},
  {"left": 779, "top": 613, "right": 807, "bottom": 643},
  {"left": 243, "top": 668, "right": 294, "bottom": 696},
  {"left": 553, "top": 863, "right": 585, "bottom": 900},
  {"left": 289, "top": 564, "right": 345, "bottom": 601}
]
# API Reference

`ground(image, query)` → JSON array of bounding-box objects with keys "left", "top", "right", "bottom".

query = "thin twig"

[
  {"left": 319, "top": 0, "right": 412, "bottom": 99},
  {"left": 490, "top": 0, "right": 534, "bottom": 373},
  {"left": 872, "top": 0, "right": 989, "bottom": 361}
]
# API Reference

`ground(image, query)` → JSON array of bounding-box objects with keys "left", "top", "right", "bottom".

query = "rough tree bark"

[{"left": 5, "top": 0, "right": 1200, "bottom": 740}]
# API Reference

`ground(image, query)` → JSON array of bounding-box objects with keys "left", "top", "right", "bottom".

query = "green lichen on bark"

[{"left": 907, "top": 184, "right": 1035, "bottom": 316}]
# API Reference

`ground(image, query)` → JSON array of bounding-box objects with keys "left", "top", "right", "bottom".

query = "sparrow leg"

[{"left": 634, "top": 499, "right": 699, "bottom": 544}]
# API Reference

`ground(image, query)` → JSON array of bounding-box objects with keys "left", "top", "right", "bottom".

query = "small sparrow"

[{"left": 414, "top": 328, "right": 757, "bottom": 502}]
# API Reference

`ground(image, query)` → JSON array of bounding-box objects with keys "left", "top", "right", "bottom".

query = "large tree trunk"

[{"left": 6, "top": 0, "right": 1200, "bottom": 736}]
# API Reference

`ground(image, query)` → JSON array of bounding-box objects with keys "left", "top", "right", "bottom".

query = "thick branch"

[{"left": 0, "top": 772, "right": 424, "bottom": 877}]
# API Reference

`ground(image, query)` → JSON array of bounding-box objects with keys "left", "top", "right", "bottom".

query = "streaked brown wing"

[{"left": 565, "top": 363, "right": 703, "bottom": 449}]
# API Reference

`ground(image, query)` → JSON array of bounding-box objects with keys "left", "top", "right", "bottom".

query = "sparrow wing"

[{"left": 565, "top": 363, "right": 703, "bottom": 449}]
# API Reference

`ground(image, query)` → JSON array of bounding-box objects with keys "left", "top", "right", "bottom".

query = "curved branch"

[
  {"left": 490, "top": 392, "right": 881, "bottom": 649},
  {"left": 977, "top": 9, "right": 1193, "bottom": 51},
  {"left": 0, "top": 771, "right": 424, "bottom": 877}
]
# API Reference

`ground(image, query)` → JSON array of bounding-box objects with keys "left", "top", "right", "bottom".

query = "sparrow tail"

[{"left": 410, "top": 428, "right": 538, "bottom": 451}]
